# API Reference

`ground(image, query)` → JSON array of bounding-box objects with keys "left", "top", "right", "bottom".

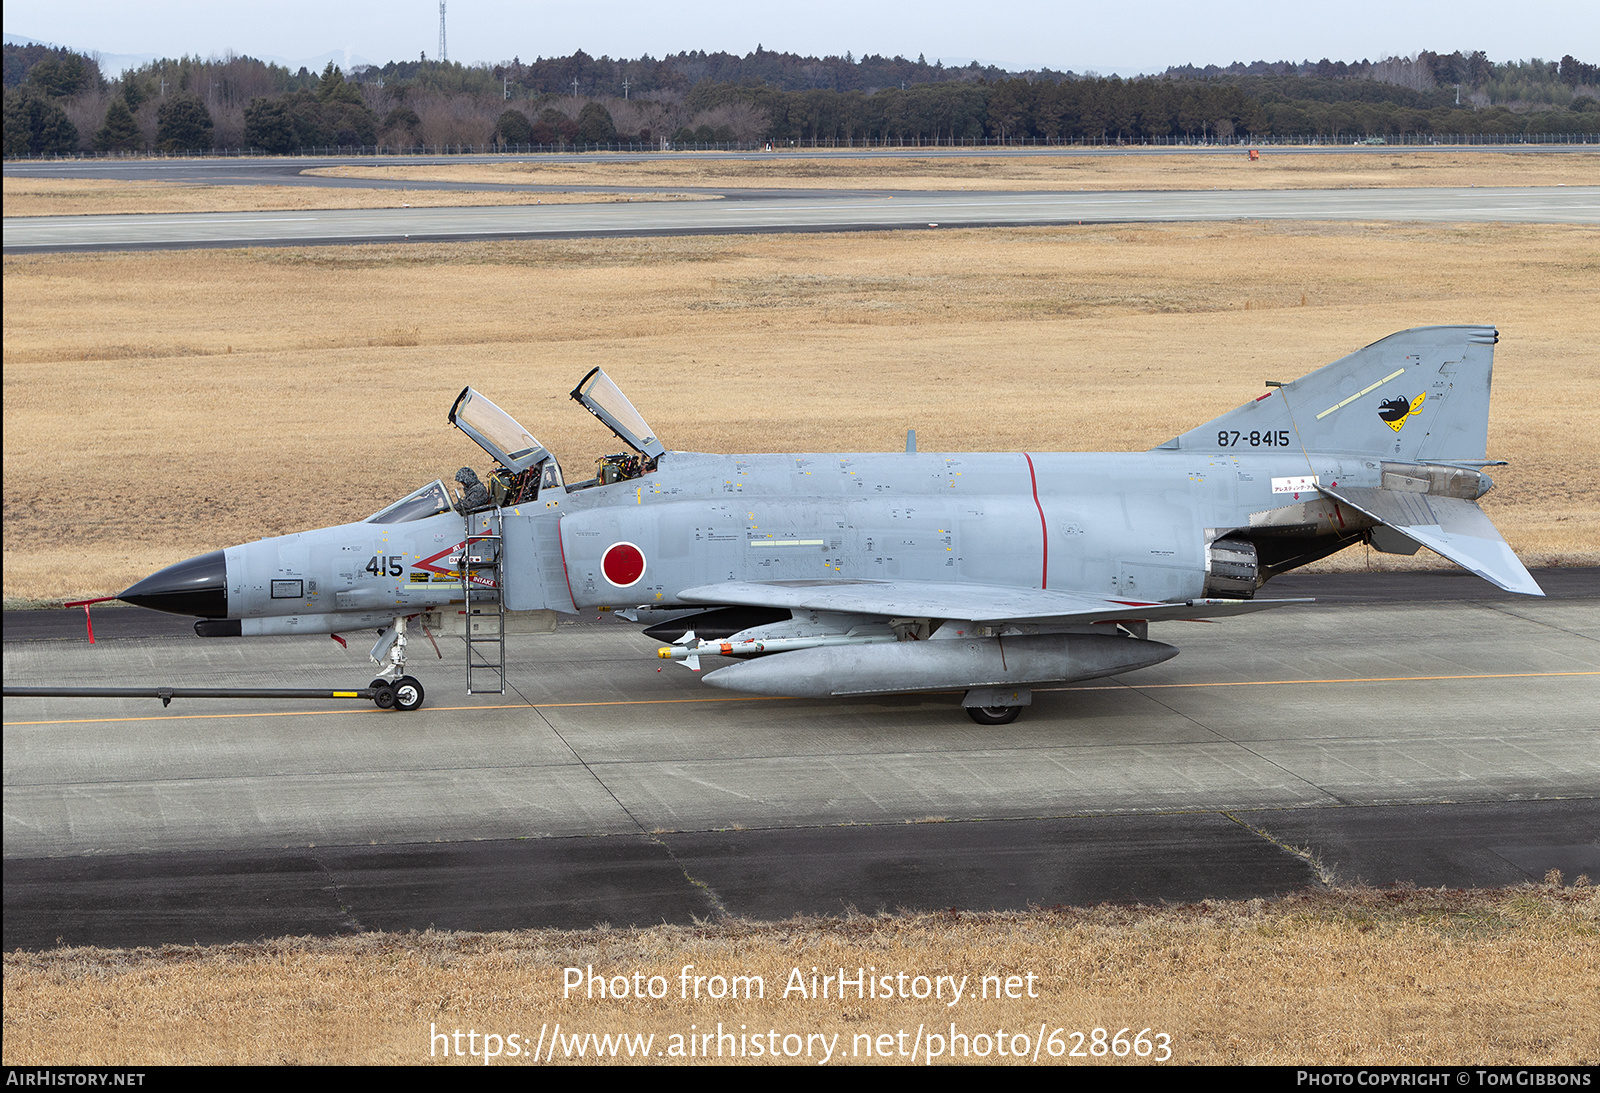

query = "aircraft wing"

[
  {"left": 675, "top": 579, "right": 1309, "bottom": 626},
  {"left": 1317, "top": 485, "right": 1544, "bottom": 596}
]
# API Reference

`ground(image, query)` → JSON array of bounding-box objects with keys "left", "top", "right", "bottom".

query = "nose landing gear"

[{"left": 369, "top": 616, "right": 426, "bottom": 711}]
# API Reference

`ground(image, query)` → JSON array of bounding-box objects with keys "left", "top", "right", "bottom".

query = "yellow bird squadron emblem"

[{"left": 1378, "top": 392, "right": 1426, "bottom": 432}]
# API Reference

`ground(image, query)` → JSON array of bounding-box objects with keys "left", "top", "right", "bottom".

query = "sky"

[{"left": 5, "top": 0, "right": 1597, "bottom": 77}]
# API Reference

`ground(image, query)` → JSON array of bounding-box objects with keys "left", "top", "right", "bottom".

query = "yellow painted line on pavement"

[
  {"left": 1050, "top": 670, "right": 1600, "bottom": 693},
  {"left": 1, "top": 693, "right": 791, "bottom": 726},
  {"left": 4, "top": 671, "right": 1593, "bottom": 727}
]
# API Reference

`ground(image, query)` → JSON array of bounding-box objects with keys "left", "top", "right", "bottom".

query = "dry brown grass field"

[
  {"left": 3, "top": 885, "right": 1595, "bottom": 1065},
  {"left": 307, "top": 149, "right": 1600, "bottom": 193},
  {"left": 4, "top": 218, "right": 1597, "bottom": 602},
  {"left": 0, "top": 176, "right": 714, "bottom": 217}
]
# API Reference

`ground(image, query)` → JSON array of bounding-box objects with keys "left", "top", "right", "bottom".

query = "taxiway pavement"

[{"left": 4, "top": 570, "right": 1596, "bottom": 948}]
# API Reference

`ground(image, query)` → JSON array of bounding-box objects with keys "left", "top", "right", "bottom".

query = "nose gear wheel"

[{"left": 392, "top": 675, "right": 425, "bottom": 712}]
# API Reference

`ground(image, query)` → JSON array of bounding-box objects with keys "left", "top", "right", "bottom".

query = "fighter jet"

[{"left": 117, "top": 325, "right": 1542, "bottom": 722}]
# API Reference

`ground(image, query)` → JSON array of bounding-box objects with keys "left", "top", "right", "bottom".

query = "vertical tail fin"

[
  {"left": 1158, "top": 325, "right": 1541, "bottom": 596},
  {"left": 1159, "top": 326, "right": 1498, "bottom": 462}
]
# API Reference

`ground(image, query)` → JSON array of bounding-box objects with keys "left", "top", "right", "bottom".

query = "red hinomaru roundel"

[{"left": 601, "top": 542, "right": 646, "bottom": 587}]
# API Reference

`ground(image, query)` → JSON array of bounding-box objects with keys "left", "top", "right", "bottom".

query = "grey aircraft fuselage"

[{"left": 220, "top": 448, "right": 1364, "bottom": 622}]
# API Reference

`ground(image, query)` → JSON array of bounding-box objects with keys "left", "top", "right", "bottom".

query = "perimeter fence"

[{"left": 5, "top": 132, "right": 1598, "bottom": 162}]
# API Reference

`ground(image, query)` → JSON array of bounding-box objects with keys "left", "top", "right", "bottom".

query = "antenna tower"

[{"left": 438, "top": 1, "right": 447, "bottom": 64}]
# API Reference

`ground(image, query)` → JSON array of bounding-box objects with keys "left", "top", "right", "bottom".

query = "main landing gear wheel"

[
  {"left": 967, "top": 705, "right": 1022, "bottom": 726},
  {"left": 391, "top": 676, "right": 425, "bottom": 712}
]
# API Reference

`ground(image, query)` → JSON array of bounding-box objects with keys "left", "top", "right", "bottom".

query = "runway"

[
  {"left": 4, "top": 569, "right": 1596, "bottom": 949},
  {"left": 7, "top": 186, "right": 1598, "bottom": 253},
  {"left": 7, "top": 143, "right": 1598, "bottom": 185}
]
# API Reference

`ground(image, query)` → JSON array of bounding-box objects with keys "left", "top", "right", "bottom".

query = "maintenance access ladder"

[{"left": 461, "top": 506, "right": 505, "bottom": 695}]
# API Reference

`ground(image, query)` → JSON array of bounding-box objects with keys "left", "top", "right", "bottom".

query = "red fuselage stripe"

[
  {"left": 555, "top": 520, "right": 580, "bottom": 612},
  {"left": 1024, "top": 452, "right": 1048, "bottom": 589}
]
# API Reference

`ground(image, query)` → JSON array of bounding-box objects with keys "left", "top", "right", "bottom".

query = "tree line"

[{"left": 5, "top": 42, "right": 1597, "bottom": 157}]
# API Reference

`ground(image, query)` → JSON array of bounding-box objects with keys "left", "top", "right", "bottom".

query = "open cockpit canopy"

[
  {"left": 449, "top": 372, "right": 664, "bottom": 497},
  {"left": 570, "top": 368, "right": 667, "bottom": 461},
  {"left": 449, "top": 387, "right": 554, "bottom": 474}
]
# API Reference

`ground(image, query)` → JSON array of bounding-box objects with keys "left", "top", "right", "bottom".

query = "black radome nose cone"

[{"left": 118, "top": 550, "right": 228, "bottom": 618}]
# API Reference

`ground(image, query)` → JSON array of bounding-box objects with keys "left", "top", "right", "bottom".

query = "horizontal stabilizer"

[
  {"left": 1319, "top": 485, "right": 1544, "bottom": 596},
  {"left": 677, "top": 579, "right": 1311, "bottom": 626}
]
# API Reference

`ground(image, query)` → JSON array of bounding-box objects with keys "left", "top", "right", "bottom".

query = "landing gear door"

[
  {"left": 449, "top": 387, "right": 552, "bottom": 474},
  {"left": 570, "top": 368, "right": 667, "bottom": 462}
]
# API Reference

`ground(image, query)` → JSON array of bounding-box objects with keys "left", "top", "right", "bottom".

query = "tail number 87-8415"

[{"left": 1218, "top": 430, "right": 1292, "bottom": 448}]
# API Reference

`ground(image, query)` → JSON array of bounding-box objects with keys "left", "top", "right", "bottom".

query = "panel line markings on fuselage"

[{"left": 4, "top": 671, "right": 1593, "bottom": 726}]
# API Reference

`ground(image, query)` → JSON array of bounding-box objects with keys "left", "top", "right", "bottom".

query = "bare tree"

[
  {"left": 133, "top": 100, "right": 161, "bottom": 149},
  {"left": 360, "top": 82, "right": 397, "bottom": 121},
  {"left": 210, "top": 102, "right": 245, "bottom": 149},
  {"left": 607, "top": 96, "right": 672, "bottom": 140},
  {"left": 62, "top": 87, "right": 112, "bottom": 151},
  {"left": 695, "top": 101, "right": 770, "bottom": 141},
  {"left": 541, "top": 97, "right": 580, "bottom": 121},
  {"left": 414, "top": 90, "right": 496, "bottom": 147},
  {"left": 1371, "top": 56, "right": 1434, "bottom": 92}
]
